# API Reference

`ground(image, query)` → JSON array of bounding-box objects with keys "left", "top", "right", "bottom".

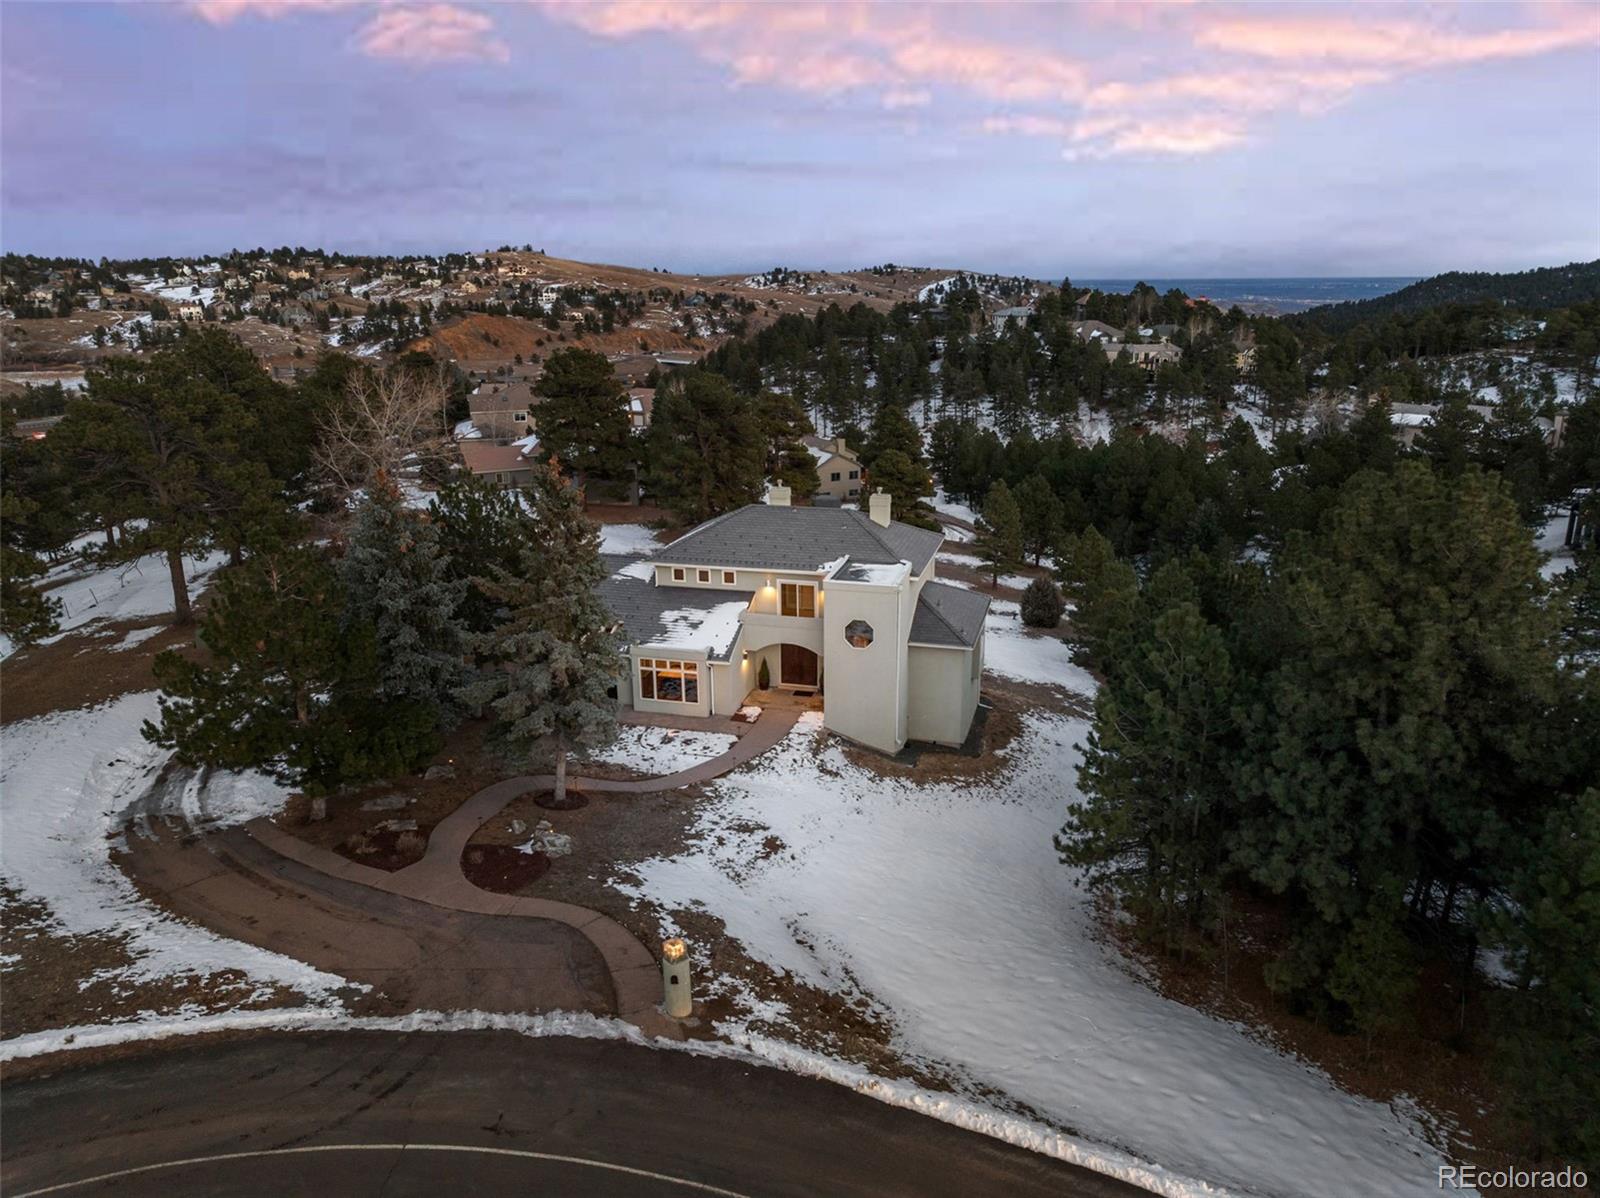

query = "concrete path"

[{"left": 240, "top": 708, "right": 804, "bottom": 1039}]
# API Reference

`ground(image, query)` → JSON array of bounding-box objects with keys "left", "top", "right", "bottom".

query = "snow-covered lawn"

[
  {"left": 937, "top": 551, "right": 1036, "bottom": 592},
  {"left": 0, "top": 694, "right": 349, "bottom": 1008},
  {"left": 614, "top": 711, "right": 1462, "bottom": 1198},
  {"left": 1536, "top": 508, "right": 1577, "bottom": 581},
  {"left": 39, "top": 549, "right": 226, "bottom": 643},
  {"left": 980, "top": 602, "right": 1096, "bottom": 693},
  {"left": 585, "top": 725, "right": 737, "bottom": 775},
  {"left": 931, "top": 489, "right": 979, "bottom": 526},
  {"left": 598, "top": 523, "right": 663, "bottom": 555}
]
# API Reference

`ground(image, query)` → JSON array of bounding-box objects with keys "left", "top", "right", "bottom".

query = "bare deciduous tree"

[{"left": 313, "top": 365, "right": 452, "bottom": 503}]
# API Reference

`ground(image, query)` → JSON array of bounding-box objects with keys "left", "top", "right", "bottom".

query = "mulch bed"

[
  {"left": 461, "top": 844, "right": 551, "bottom": 893},
  {"left": 534, "top": 787, "right": 589, "bottom": 812},
  {"left": 334, "top": 825, "right": 433, "bottom": 872}
]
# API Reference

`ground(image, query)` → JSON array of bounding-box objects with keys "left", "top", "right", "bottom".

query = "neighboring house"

[
  {"left": 626, "top": 388, "right": 655, "bottom": 430},
  {"left": 1070, "top": 319, "right": 1122, "bottom": 342},
  {"left": 468, "top": 381, "right": 538, "bottom": 441},
  {"left": 176, "top": 303, "right": 205, "bottom": 321},
  {"left": 991, "top": 305, "right": 1033, "bottom": 333},
  {"left": 1102, "top": 341, "right": 1182, "bottom": 370},
  {"left": 459, "top": 436, "right": 540, "bottom": 486},
  {"left": 1388, "top": 401, "right": 1567, "bottom": 450},
  {"left": 599, "top": 488, "right": 990, "bottom": 754},
  {"left": 803, "top": 434, "right": 863, "bottom": 501}
]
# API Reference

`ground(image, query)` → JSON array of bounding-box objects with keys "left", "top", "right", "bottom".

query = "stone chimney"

[
  {"left": 868, "top": 489, "right": 892, "bottom": 527},
  {"left": 767, "top": 483, "right": 792, "bottom": 507}
]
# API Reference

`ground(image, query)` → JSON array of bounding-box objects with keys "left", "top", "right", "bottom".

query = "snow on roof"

[
  {"left": 835, "top": 560, "right": 911, "bottom": 585},
  {"left": 651, "top": 599, "right": 749, "bottom": 658},
  {"left": 453, "top": 419, "right": 483, "bottom": 440}
]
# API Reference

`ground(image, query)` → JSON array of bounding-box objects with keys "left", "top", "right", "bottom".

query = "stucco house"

[
  {"left": 599, "top": 488, "right": 990, "bottom": 754},
  {"left": 803, "top": 435, "right": 863, "bottom": 502}
]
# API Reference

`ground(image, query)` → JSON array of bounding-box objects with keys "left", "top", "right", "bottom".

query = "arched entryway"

[{"left": 779, "top": 643, "right": 819, "bottom": 689}]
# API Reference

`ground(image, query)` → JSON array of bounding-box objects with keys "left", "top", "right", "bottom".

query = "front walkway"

[{"left": 241, "top": 707, "right": 805, "bottom": 1037}]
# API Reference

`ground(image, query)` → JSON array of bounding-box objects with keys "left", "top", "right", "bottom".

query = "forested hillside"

[{"left": 1293, "top": 259, "right": 1600, "bottom": 334}]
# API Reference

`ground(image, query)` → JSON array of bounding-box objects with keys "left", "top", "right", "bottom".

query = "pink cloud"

[
  {"left": 355, "top": 3, "right": 508, "bottom": 64},
  {"left": 174, "top": 1, "right": 1600, "bottom": 157}
]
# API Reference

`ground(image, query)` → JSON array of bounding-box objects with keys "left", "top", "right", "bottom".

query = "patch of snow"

[
  {"left": 585, "top": 726, "right": 737, "bottom": 775},
  {"left": 108, "top": 625, "right": 165, "bottom": 652},
  {"left": 648, "top": 600, "right": 749, "bottom": 658},
  {"left": 1536, "top": 508, "right": 1577, "bottom": 581},
  {"left": 599, "top": 523, "right": 661, "bottom": 555},
  {"left": 613, "top": 712, "right": 1464, "bottom": 1198},
  {"left": 453, "top": 419, "right": 483, "bottom": 440},
  {"left": 40, "top": 550, "right": 227, "bottom": 641},
  {"left": 0, "top": 694, "right": 350, "bottom": 1004},
  {"left": 931, "top": 489, "right": 978, "bottom": 525},
  {"left": 981, "top": 605, "right": 1094, "bottom": 691}
]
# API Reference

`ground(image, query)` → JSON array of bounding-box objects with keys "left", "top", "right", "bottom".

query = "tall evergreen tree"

[
  {"left": 340, "top": 483, "right": 470, "bottom": 727},
  {"left": 1014, "top": 473, "right": 1064, "bottom": 565},
  {"left": 146, "top": 545, "right": 438, "bottom": 792},
  {"left": 646, "top": 371, "right": 763, "bottom": 523},
  {"left": 533, "top": 347, "right": 634, "bottom": 486},
  {"left": 458, "top": 463, "right": 624, "bottom": 805},
  {"left": 975, "top": 479, "right": 1024, "bottom": 586}
]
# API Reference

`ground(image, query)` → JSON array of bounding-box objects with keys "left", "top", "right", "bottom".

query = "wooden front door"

[{"left": 780, "top": 644, "right": 819, "bottom": 688}]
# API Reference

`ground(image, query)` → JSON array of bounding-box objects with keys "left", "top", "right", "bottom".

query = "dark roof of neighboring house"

[
  {"left": 598, "top": 567, "right": 753, "bottom": 661},
  {"left": 458, "top": 440, "right": 536, "bottom": 475},
  {"left": 654, "top": 504, "right": 943, "bottom": 574},
  {"left": 469, "top": 381, "right": 536, "bottom": 413},
  {"left": 909, "top": 581, "right": 990, "bottom": 649}
]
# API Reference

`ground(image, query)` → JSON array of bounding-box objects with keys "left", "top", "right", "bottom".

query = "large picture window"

[
  {"left": 639, "top": 658, "right": 699, "bottom": 703},
  {"left": 780, "top": 582, "right": 816, "bottom": 618}
]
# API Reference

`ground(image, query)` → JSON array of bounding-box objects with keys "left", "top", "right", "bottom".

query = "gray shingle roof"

[
  {"left": 655, "top": 504, "right": 943, "bottom": 574},
  {"left": 909, "top": 581, "right": 990, "bottom": 648},
  {"left": 598, "top": 573, "right": 753, "bottom": 661}
]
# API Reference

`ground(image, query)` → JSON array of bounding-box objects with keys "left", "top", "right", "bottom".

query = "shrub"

[
  {"left": 758, "top": 656, "right": 771, "bottom": 690},
  {"left": 1021, "top": 576, "right": 1064, "bottom": 628}
]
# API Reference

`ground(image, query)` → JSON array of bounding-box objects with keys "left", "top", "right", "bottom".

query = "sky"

[{"left": 2, "top": 1, "right": 1597, "bottom": 278}]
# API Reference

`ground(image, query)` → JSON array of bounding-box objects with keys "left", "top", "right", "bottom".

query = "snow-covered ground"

[
  {"left": 0, "top": 694, "right": 350, "bottom": 1006},
  {"left": 931, "top": 489, "right": 979, "bottom": 526},
  {"left": 615, "top": 711, "right": 1464, "bottom": 1198},
  {"left": 979, "top": 600, "right": 1096, "bottom": 692},
  {"left": 6, "top": 549, "right": 229, "bottom": 659},
  {"left": 584, "top": 726, "right": 738, "bottom": 775},
  {"left": 936, "top": 550, "right": 1035, "bottom": 591},
  {"left": 598, "top": 523, "right": 662, "bottom": 555},
  {"left": 1536, "top": 507, "right": 1578, "bottom": 581}
]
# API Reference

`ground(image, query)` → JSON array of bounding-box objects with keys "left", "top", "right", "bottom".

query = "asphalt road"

[{"left": 3, "top": 1031, "right": 1147, "bottom": 1198}]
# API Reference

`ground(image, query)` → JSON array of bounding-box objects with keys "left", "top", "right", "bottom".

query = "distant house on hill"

[
  {"left": 1102, "top": 341, "right": 1182, "bottom": 370},
  {"left": 991, "top": 305, "right": 1033, "bottom": 334},
  {"left": 468, "top": 380, "right": 537, "bottom": 441},
  {"left": 804, "top": 435, "right": 863, "bottom": 502},
  {"left": 1071, "top": 319, "right": 1122, "bottom": 343},
  {"left": 1387, "top": 401, "right": 1567, "bottom": 451}
]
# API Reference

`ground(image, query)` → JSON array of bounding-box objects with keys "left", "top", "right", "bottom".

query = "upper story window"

[
  {"left": 671, "top": 567, "right": 685, "bottom": 582},
  {"left": 831, "top": 471, "right": 841, "bottom": 482},
  {"left": 849, "top": 469, "right": 859, "bottom": 479},
  {"left": 780, "top": 582, "right": 816, "bottom": 618},
  {"left": 722, "top": 570, "right": 736, "bottom": 585},
  {"left": 697, "top": 568, "right": 711, "bottom": 583},
  {"left": 513, "top": 412, "right": 527, "bottom": 422},
  {"left": 844, "top": 619, "right": 874, "bottom": 649}
]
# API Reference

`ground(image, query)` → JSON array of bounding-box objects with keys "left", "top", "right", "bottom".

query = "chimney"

[
  {"left": 869, "top": 489, "right": 891, "bottom": 527},
  {"left": 834, "top": 436, "right": 849, "bottom": 455},
  {"left": 767, "top": 483, "right": 792, "bottom": 507}
]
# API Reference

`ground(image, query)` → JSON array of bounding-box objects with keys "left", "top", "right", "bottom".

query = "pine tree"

[
  {"left": 340, "top": 482, "right": 469, "bottom": 727},
  {"left": 145, "top": 545, "right": 438, "bottom": 792},
  {"left": 1020, "top": 576, "right": 1064, "bottom": 628},
  {"left": 756, "top": 390, "right": 819, "bottom": 501},
  {"left": 975, "top": 480, "right": 1024, "bottom": 586},
  {"left": 533, "top": 347, "right": 634, "bottom": 486},
  {"left": 646, "top": 371, "right": 763, "bottom": 523},
  {"left": 1014, "top": 474, "right": 1064, "bottom": 565},
  {"left": 1060, "top": 602, "right": 1236, "bottom": 956},
  {"left": 427, "top": 474, "right": 536, "bottom": 633},
  {"left": 457, "top": 462, "right": 624, "bottom": 805},
  {"left": 1491, "top": 788, "right": 1600, "bottom": 1164}
]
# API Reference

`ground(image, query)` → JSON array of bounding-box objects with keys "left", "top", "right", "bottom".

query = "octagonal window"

[{"left": 844, "top": 619, "right": 874, "bottom": 649}]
